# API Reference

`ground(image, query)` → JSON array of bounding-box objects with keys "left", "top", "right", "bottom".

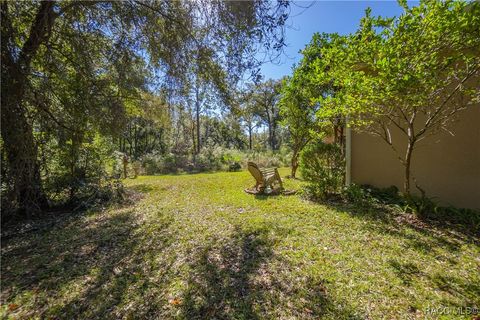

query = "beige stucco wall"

[{"left": 351, "top": 106, "right": 480, "bottom": 210}]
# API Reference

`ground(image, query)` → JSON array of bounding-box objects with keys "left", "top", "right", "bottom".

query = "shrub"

[
  {"left": 243, "top": 150, "right": 287, "bottom": 168},
  {"left": 228, "top": 162, "right": 241, "bottom": 172},
  {"left": 344, "top": 184, "right": 480, "bottom": 233},
  {"left": 343, "top": 184, "right": 373, "bottom": 207},
  {"left": 131, "top": 161, "right": 142, "bottom": 178},
  {"left": 135, "top": 147, "right": 291, "bottom": 175},
  {"left": 140, "top": 152, "right": 163, "bottom": 175},
  {"left": 140, "top": 152, "right": 184, "bottom": 175},
  {"left": 300, "top": 141, "right": 345, "bottom": 200},
  {"left": 195, "top": 147, "right": 223, "bottom": 171},
  {"left": 163, "top": 153, "right": 181, "bottom": 173}
]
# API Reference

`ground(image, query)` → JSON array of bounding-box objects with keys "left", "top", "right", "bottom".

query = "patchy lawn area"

[{"left": 2, "top": 168, "right": 479, "bottom": 319}]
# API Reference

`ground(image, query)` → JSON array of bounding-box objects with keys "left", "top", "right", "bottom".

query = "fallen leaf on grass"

[
  {"left": 8, "top": 303, "right": 19, "bottom": 311},
  {"left": 169, "top": 298, "right": 182, "bottom": 306}
]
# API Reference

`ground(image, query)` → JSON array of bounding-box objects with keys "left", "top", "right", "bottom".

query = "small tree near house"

[
  {"left": 280, "top": 33, "right": 345, "bottom": 178},
  {"left": 314, "top": 1, "right": 480, "bottom": 196},
  {"left": 279, "top": 77, "right": 315, "bottom": 178}
]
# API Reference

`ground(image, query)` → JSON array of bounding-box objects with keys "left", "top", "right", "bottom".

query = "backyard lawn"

[{"left": 2, "top": 168, "right": 479, "bottom": 319}]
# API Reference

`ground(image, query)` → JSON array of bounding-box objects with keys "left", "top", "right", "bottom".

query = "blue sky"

[{"left": 260, "top": 1, "right": 418, "bottom": 80}]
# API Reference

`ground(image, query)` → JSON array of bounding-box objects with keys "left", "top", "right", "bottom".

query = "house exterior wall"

[{"left": 350, "top": 106, "right": 480, "bottom": 210}]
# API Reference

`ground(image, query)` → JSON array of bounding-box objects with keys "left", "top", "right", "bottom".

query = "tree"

[
  {"left": 313, "top": 0, "right": 480, "bottom": 195},
  {"left": 1, "top": 1, "right": 61, "bottom": 213},
  {"left": 249, "top": 79, "right": 282, "bottom": 150},
  {"left": 280, "top": 33, "right": 345, "bottom": 178},
  {"left": 1, "top": 0, "right": 291, "bottom": 217},
  {"left": 280, "top": 76, "right": 315, "bottom": 178},
  {"left": 235, "top": 90, "right": 262, "bottom": 150},
  {"left": 119, "top": 93, "right": 171, "bottom": 159}
]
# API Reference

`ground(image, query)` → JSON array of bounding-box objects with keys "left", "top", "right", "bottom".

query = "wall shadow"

[
  {"left": 323, "top": 201, "right": 479, "bottom": 311},
  {"left": 326, "top": 201, "right": 478, "bottom": 252}
]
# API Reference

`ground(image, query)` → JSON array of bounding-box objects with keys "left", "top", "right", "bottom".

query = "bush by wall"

[{"left": 300, "top": 141, "right": 345, "bottom": 200}]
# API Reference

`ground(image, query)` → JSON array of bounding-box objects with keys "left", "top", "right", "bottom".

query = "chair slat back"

[
  {"left": 261, "top": 168, "right": 275, "bottom": 175},
  {"left": 247, "top": 162, "right": 264, "bottom": 184}
]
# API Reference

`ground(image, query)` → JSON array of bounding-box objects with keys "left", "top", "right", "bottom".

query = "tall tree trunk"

[
  {"left": 133, "top": 123, "right": 138, "bottom": 159},
  {"left": 271, "top": 123, "right": 277, "bottom": 150},
  {"left": 129, "top": 132, "right": 133, "bottom": 158},
  {"left": 191, "top": 121, "right": 197, "bottom": 162},
  {"left": 123, "top": 154, "right": 129, "bottom": 179},
  {"left": 1, "top": 1, "right": 57, "bottom": 216},
  {"left": 69, "top": 133, "right": 82, "bottom": 201},
  {"left": 267, "top": 122, "right": 273, "bottom": 150},
  {"left": 1, "top": 80, "right": 48, "bottom": 215},
  {"left": 248, "top": 125, "right": 253, "bottom": 150},
  {"left": 195, "top": 87, "right": 201, "bottom": 154}
]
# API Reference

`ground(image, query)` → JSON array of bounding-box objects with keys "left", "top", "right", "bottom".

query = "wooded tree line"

[
  {"left": 1, "top": 0, "right": 291, "bottom": 220},
  {"left": 117, "top": 78, "right": 287, "bottom": 162}
]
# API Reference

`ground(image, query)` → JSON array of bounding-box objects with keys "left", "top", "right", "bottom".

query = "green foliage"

[
  {"left": 136, "top": 147, "right": 290, "bottom": 175},
  {"left": 1, "top": 0, "right": 291, "bottom": 217},
  {"left": 417, "top": 205, "right": 480, "bottom": 232},
  {"left": 245, "top": 148, "right": 291, "bottom": 168},
  {"left": 243, "top": 80, "right": 283, "bottom": 150},
  {"left": 403, "top": 194, "right": 480, "bottom": 229},
  {"left": 342, "top": 184, "right": 376, "bottom": 208},
  {"left": 228, "top": 162, "right": 242, "bottom": 172},
  {"left": 195, "top": 147, "right": 224, "bottom": 172},
  {"left": 300, "top": 141, "right": 345, "bottom": 200},
  {"left": 140, "top": 152, "right": 184, "bottom": 175},
  {"left": 343, "top": 184, "right": 480, "bottom": 233},
  {"left": 305, "top": 0, "right": 480, "bottom": 194},
  {"left": 39, "top": 132, "right": 118, "bottom": 205}
]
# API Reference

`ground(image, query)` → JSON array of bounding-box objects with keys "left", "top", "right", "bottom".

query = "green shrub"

[
  {"left": 345, "top": 184, "right": 480, "bottom": 233},
  {"left": 164, "top": 153, "right": 182, "bottom": 173},
  {"left": 136, "top": 147, "right": 291, "bottom": 174},
  {"left": 140, "top": 152, "right": 184, "bottom": 174},
  {"left": 141, "top": 152, "right": 161, "bottom": 175},
  {"left": 38, "top": 134, "right": 120, "bottom": 207},
  {"left": 300, "top": 141, "right": 345, "bottom": 200},
  {"left": 244, "top": 150, "right": 287, "bottom": 168},
  {"left": 419, "top": 206, "right": 480, "bottom": 232},
  {"left": 343, "top": 184, "right": 373, "bottom": 207},
  {"left": 195, "top": 147, "right": 222, "bottom": 171},
  {"left": 228, "top": 162, "right": 241, "bottom": 172}
]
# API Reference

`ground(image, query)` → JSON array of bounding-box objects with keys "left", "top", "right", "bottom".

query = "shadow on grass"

[
  {"left": 1, "top": 205, "right": 175, "bottom": 319},
  {"left": 127, "top": 183, "right": 156, "bottom": 193},
  {"left": 388, "top": 259, "right": 423, "bottom": 286},
  {"left": 323, "top": 201, "right": 479, "bottom": 310},
  {"left": 180, "top": 226, "right": 363, "bottom": 319},
  {"left": 1, "top": 200, "right": 363, "bottom": 319},
  {"left": 429, "top": 274, "right": 480, "bottom": 307},
  {"left": 326, "top": 200, "right": 478, "bottom": 250},
  {"left": 139, "top": 170, "right": 235, "bottom": 177},
  {"left": 253, "top": 193, "right": 280, "bottom": 200},
  {"left": 388, "top": 258, "right": 480, "bottom": 307}
]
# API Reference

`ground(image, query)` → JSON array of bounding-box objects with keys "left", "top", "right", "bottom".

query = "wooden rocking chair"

[{"left": 246, "top": 162, "right": 283, "bottom": 194}]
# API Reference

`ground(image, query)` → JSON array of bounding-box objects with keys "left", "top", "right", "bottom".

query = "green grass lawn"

[{"left": 2, "top": 168, "right": 479, "bottom": 319}]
